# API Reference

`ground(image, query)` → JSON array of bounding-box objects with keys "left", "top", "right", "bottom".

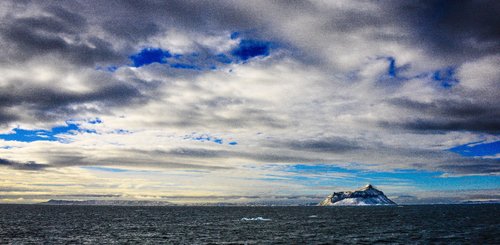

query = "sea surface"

[{"left": 0, "top": 204, "right": 498, "bottom": 244}]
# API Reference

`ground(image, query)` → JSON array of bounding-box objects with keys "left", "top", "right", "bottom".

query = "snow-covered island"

[{"left": 319, "top": 184, "right": 396, "bottom": 206}]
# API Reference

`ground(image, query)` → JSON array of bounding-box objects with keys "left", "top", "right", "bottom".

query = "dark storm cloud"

[
  {"left": 3, "top": 0, "right": 498, "bottom": 65},
  {"left": 0, "top": 83, "right": 142, "bottom": 107},
  {"left": 382, "top": 98, "right": 500, "bottom": 134},
  {"left": 277, "top": 0, "right": 500, "bottom": 66},
  {"left": 0, "top": 81, "right": 146, "bottom": 125},
  {"left": 138, "top": 148, "right": 326, "bottom": 163},
  {"left": 0, "top": 150, "right": 230, "bottom": 171},
  {"left": 35, "top": 149, "right": 231, "bottom": 170},
  {"left": 0, "top": 0, "right": 260, "bottom": 68},
  {"left": 369, "top": 144, "right": 500, "bottom": 175},
  {"left": 381, "top": 120, "right": 500, "bottom": 134},
  {"left": 388, "top": 98, "right": 497, "bottom": 118},
  {"left": 320, "top": 7, "right": 390, "bottom": 33},
  {"left": 366, "top": 146, "right": 500, "bottom": 175},
  {"left": 1, "top": 16, "right": 123, "bottom": 66},
  {"left": 108, "top": 0, "right": 260, "bottom": 31},
  {"left": 385, "top": 0, "right": 500, "bottom": 61},
  {"left": 0, "top": 158, "right": 49, "bottom": 171},
  {"left": 103, "top": 20, "right": 159, "bottom": 42},
  {"left": 44, "top": 5, "right": 88, "bottom": 27},
  {"left": 0, "top": 110, "right": 19, "bottom": 125},
  {"left": 408, "top": 156, "right": 500, "bottom": 175},
  {"left": 49, "top": 0, "right": 266, "bottom": 44},
  {"left": 437, "top": 159, "right": 500, "bottom": 175}
]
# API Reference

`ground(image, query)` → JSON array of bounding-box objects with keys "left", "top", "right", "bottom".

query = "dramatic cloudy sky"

[{"left": 0, "top": 0, "right": 499, "bottom": 204}]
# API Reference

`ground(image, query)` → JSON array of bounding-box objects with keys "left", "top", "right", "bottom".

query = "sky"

[{"left": 0, "top": 0, "right": 499, "bottom": 205}]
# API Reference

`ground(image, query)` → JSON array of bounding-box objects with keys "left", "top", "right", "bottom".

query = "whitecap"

[{"left": 241, "top": 217, "right": 271, "bottom": 221}]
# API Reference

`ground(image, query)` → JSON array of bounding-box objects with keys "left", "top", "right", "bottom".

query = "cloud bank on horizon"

[{"left": 0, "top": 0, "right": 498, "bottom": 204}]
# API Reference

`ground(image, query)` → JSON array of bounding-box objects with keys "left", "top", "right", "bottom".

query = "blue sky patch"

[
  {"left": 449, "top": 141, "right": 500, "bottom": 157},
  {"left": 369, "top": 56, "right": 461, "bottom": 90},
  {"left": 88, "top": 118, "right": 103, "bottom": 124},
  {"left": 186, "top": 134, "right": 224, "bottom": 144},
  {"left": 184, "top": 133, "right": 238, "bottom": 145},
  {"left": 0, "top": 122, "right": 81, "bottom": 142},
  {"left": 129, "top": 48, "right": 172, "bottom": 67},
  {"left": 230, "top": 31, "right": 240, "bottom": 40},
  {"left": 432, "top": 67, "right": 458, "bottom": 88},
  {"left": 387, "top": 57, "right": 396, "bottom": 77},
  {"left": 113, "top": 129, "right": 132, "bottom": 134},
  {"left": 118, "top": 35, "right": 274, "bottom": 71},
  {"left": 377, "top": 56, "right": 410, "bottom": 80},
  {"left": 231, "top": 39, "right": 271, "bottom": 61}
]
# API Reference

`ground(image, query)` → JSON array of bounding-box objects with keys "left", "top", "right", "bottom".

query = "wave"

[{"left": 241, "top": 217, "right": 271, "bottom": 221}]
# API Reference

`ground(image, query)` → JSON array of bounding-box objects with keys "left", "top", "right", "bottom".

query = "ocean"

[{"left": 0, "top": 204, "right": 498, "bottom": 244}]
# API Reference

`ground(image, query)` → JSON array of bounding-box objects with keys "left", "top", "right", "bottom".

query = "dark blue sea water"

[{"left": 0, "top": 204, "right": 498, "bottom": 244}]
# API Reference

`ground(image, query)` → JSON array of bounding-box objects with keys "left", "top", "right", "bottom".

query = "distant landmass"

[
  {"left": 39, "top": 199, "right": 175, "bottom": 206},
  {"left": 38, "top": 199, "right": 318, "bottom": 206},
  {"left": 461, "top": 200, "right": 500, "bottom": 205},
  {"left": 319, "top": 184, "right": 396, "bottom": 206}
]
